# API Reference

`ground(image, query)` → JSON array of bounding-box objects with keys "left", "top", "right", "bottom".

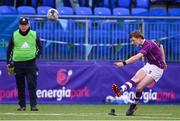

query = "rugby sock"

[
  {"left": 120, "top": 80, "right": 136, "bottom": 92},
  {"left": 134, "top": 91, "right": 142, "bottom": 104}
]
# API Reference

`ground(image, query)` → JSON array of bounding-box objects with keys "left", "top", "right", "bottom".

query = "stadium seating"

[
  {"left": 146, "top": 7, "right": 168, "bottom": 32},
  {"left": 168, "top": 8, "right": 180, "bottom": 16},
  {"left": 135, "top": 0, "right": 150, "bottom": 8},
  {"left": 1, "top": 0, "right": 179, "bottom": 61},
  {"left": 146, "top": 4, "right": 169, "bottom": 38},
  {"left": 92, "top": 7, "right": 112, "bottom": 45},
  {"left": 17, "top": 6, "right": 36, "bottom": 15},
  {"left": 112, "top": 8, "right": 130, "bottom": 43},
  {"left": 37, "top": 6, "right": 52, "bottom": 15},
  {"left": 75, "top": 7, "right": 92, "bottom": 15},
  {"left": 149, "top": 7, "right": 167, "bottom": 16},
  {"left": 113, "top": 8, "right": 130, "bottom": 16},
  {"left": 32, "top": 6, "right": 51, "bottom": 39},
  {"left": 0, "top": 6, "right": 17, "bottom": 14},
  {"left": 56, "top": 7, "right": 75, "bottom": 42},
  {"left": 94, "top": 7, "right": 111, "bottom": 15},
  {"left": 117, "top": 0, "right": 131, "bottom": 8},
  {"left": 131, "top": 8, "right": 148, "bottom": 16},
  {"left": 57, "top": 7, "right": 74, "bottom": 15},
  {"left": 74, "top": 7, "right": 92, "bottom": 42}
]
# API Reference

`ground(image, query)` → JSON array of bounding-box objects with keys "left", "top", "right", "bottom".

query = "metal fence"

[{"left": 2, "top": 15, "right": 180, "bottom": 62}]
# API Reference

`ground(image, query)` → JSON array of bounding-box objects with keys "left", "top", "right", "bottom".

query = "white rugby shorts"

[{"left": 142, "top": 63, "right": 164, "bottom": 82}]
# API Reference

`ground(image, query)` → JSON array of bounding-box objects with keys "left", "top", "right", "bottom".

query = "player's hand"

[
  {"left": 7, "top": 64, "right": 15, "bottom": 76},
  {"left": 114, "top": 62, "right": 124, "bottom": 68}
]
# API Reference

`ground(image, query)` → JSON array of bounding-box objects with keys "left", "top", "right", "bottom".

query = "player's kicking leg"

[
  {"left": 112, "top": 83, "right": 138, "bottom": 116},
  {"left": 112, "top": 80, "right": 136, "bottom": 97}
]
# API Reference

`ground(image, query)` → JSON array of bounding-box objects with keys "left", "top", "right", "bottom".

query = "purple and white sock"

[
  {"left": 134, "top": 91, "right": 142, "bottom": 104},
  {"left": 120, "top": 80, "right": 136, "bottom": 92}
]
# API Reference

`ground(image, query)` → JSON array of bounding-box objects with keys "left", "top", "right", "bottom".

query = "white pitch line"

[
  {"left": 0, "top": 112, "right": 174, "bottom": 117},
  {"left": 134, "top": 116, "right": 180, "bottom": 120},
  {"left": 0, "top": 112, "right": 106, "bottom": 116},
  {"left": 1, "top": 112, "right": 180, "bottom": 120},
  {"left": 1, "top": 120, "right": 177, "bottom": 121},
  {"left": 138, "top": 113, "right": 173, "bottom": 116}
]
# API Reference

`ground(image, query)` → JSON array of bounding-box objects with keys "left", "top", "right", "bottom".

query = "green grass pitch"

[{"left": 0, "top": 104, "right": 180, "bottom": 120}]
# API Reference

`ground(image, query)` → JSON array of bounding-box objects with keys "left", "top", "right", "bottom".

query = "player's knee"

[{"left": 131, "top": 76, "right": 140, "bottom": 83}]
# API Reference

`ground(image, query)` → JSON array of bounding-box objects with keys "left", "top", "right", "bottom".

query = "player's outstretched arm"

[
  {"left": 114, "top": 53, "right": 143, "bottom": 68},
  {"left": 126, "top": 53, "right": 144, "bottom": 64}
]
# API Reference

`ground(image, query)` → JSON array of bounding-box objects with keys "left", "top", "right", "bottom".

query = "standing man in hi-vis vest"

[{"left": 7, "top": 17, "right": 42, "bottom": 111}]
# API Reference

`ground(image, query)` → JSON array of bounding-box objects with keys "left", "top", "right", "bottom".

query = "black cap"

[{"left": 19, "top": 17, "right": 29, "bottom": 25}]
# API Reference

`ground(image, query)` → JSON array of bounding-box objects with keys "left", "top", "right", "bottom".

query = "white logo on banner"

[{"left": 21, "top": 42, "right": 29, "bottom": 48}]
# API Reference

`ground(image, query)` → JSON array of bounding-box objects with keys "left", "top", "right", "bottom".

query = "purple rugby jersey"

[{"left": 140, "top": 40, "right": 166, "bottom": 69}]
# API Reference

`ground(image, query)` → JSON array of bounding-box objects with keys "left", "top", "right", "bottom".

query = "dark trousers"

[{"left": 14, "top": 60, "right": 37, "bottom": 108}]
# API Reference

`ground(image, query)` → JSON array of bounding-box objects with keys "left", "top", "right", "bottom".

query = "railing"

[{"left": 0, "top": 15, "right": 180, "bottom": 62}]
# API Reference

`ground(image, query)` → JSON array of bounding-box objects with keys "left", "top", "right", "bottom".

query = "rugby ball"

[{"left": 47, "top": 8, "right": 59, "bottom": 20}]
